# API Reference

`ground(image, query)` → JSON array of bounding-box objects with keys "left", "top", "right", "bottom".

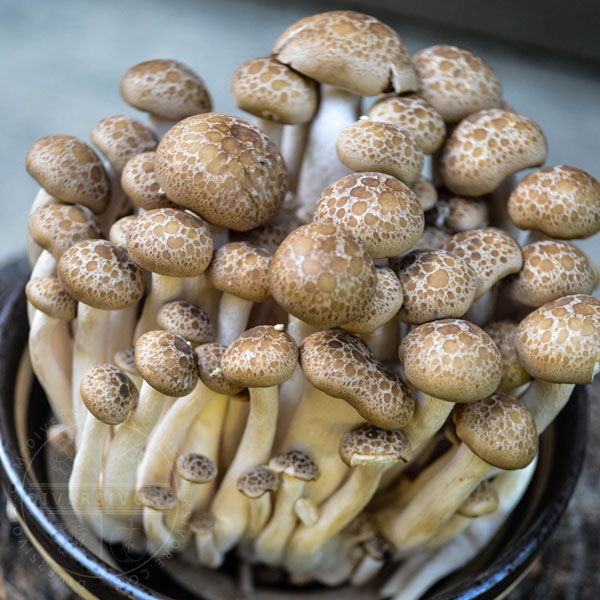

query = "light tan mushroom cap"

[
  {"left": 190, "top": 511, "right": 217, "bottom": 535},
  {"left": 120, "top": 59, "right": 212, "bottom": 121},
  {"left": 389, "top": 249, "right": 478, "bottom": 324},
  {"left": 269, "top": 450, "right": 320, "bottom": 481},
  {"left": 337, "top": 121, "right": 424, "bottom": 185},
  {"left": 237, "top": 465, "right": 279, "bottom": 498},
  {"left": 453, "top": 392, "right": 538, "bottom": 470},
  {"left": 126, "top": 208, "right": 213, "bottom": 277},
  {"left": 121, "top": 152, "right": 176, "bottom": 211},
  {"left": 176, "top": 453, "right": 218, "bottom": 483},
  {"left": 485, "top": 321, "right": 531, "bottom": 392},
  {"left": 413, "top": 45, "right": 503, "bottom": 123},
  {"left": 46, "top": 424, "right": 75, "bottom": 459},
  {"left": 26, "top": 136, "right": 110, "bottom": 214},
  {"left": 515, "top": 294, "right": 600, "bottom": 384},
  {"left": 109, "top": 216, "right": 137, "bottom": 249},
  {"left": 154, "top": 113, "right": 288, "bottom": 231},
  {"left": 507, "top": 165, "right": 600, "bottom": 239},
  {"left": 300, "top": 329, "right": 414, "bottom": 429},
  {"left": 313, "top": 172, "right": 424, "bottom": 259},
  {"left": 134, "top": 330, "right": 198, "bottom": 396},
  {"left": 57, "top": 240, "right": 145, "bottom": 310},
  {"left": 440, "top": 109, "right": 547, "bottom": 197},
  {"left": 136, "top": 485, "right": 177, "bottom": 511},
  {"left": 339, "top": 424, "right": 411, "bottom": 467},
  {"left": 436, "top": 196, "right": 489, "bottom": 232},
  {"left": 272, "top": 10, "right": 417, "bottom": 96},
  {"left": 268, "top": 223, "right": 377, "bottom": 327},
  {"left": 411, "top": 226, "right": 451, "bottom": 251},
  {"left": 80, "top": 364, "right": 138, "bottom": 425},
  {"left": 229, "top": 221, "right": 288, "bottom": 254},
  {"left": 458, "top": 480, "right": 499, "bottom": 517},
  {"left": 114, "top": 346, "right": 139, "bottom": 378},
  {"left": 399, "top": 319, "right": 502, "bottom": 402},
  {"left": 26, "top": 276, "right": 77, "bottom": 320},
  {"left": 157, "top": 301, "right": 213, "bottom": 345},
  {"left": 412, "top": 178, "right": 438, "bottom": 212},
  {"left": 195, "top": 343, "right": 245, "bottom": 396}
]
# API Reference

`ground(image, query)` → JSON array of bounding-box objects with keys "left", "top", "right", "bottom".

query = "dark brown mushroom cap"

[
  {"left": 80, "top": 364, "right": 138, "bottom": 425},
  {"left": 126, "top": 208, "right": 213, "bottom": 277},
  {"left": 222, "top": 325, "right": 298, "bottom": 388},
  {"left": 190, "top": 510, "right": 216, "bottom": 535},
  {"left": 113, "top": 346, "right": 139, "bottom": 378},
  {"left": 229, "top": 221, "right": 288, "bottom": 254},
  {"left": 120, "top": 59, "right": 212, "bottom": 121},
  {"left": 453, "top": 392, "right": 538, "bottom": 470},
  {"left": 121, "top": 152, "right": 176, "bottom": 211},
  {"left": 339, "top": 424, "right": 411, "bottom": 467},
  {"left": 457, "top": 480, "right": 499, "bottom": 517},
  {"left": 485, "top": 321, "right": 531, "bottom": 392},
  {"left": 268, "top": 223, "right": 377, "bottom": 328},
  {"left": 57, "top": 240, "right": 145, "bottom": 310},
  {"left": 176, "top": 453, "right": 218, "bottom": 483},
  {"left": 26, "top": 135, "right": 110, "bottom": 214},
  {"left": 269, "top": 450, "right": 320, "bottom": 481},
  {"left": 109, "top": 216, "right": 137, "bottom": 249},
  {"left": 26, "top": 276, "right": 77, "bottom": 320},
  {"left": 134, "top": 330, "right": 198, "bottom": 396},
  {"left": 136, "top": 485, "right": 177, "bottom": 511},
  {"left": 195, "top": 343, "right": 245, "bottom": 395},
  {"left": 157, "top": 301, "right": 214, "bottom": 345},
  {"left": 154, "top": 113, "right": 288, "bottom": 231},
  {"left": 399, "top": 319, "right": 502, "bottom": 403},
  {"left": 300, "top": 328, "right": 414, "bottom": 429},
  {"left": 237, "top": 465, "right": 279, "bottom": 498}
]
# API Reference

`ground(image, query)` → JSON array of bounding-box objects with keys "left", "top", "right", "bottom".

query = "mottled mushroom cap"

[
  {"left": 411, "top": 226, "right": 450, "bottom": 251},
  {"left": 457, "top": 480, "right": 499, "bottom": 517},
  {"left": 190, "top": 511, "right": 216, "bottom": 535},
  {"left": 339, "top": 424, "right": 411, "bottom": 467},
  {"left": 399, "top": 319, "right": 502, "bottom": 402},
  {"left": 26, "top": 135, "right": 110, "bottom": 214},
  {"left": 268, "top": 223, "right": 377, "bottom": 327},
  {"left": 237, "top": 465, "right": 279, "bottom": 498},
  {"left": 300, "top": 329, "right": 414, "bottom": 429},
  {"left": 440, "top": 109, "right": 547, "bottom": 197},
  {"left": 80, "top": 364, "right": 138, "bottom": 425},
  {"left": 109, "top": 216, "right": 137, "bottom": 249},
  {"left": 435, "top": 196, "right": 489, "bottom": 232},
  {"left": 154, "top": 113, "right": 288, "bottom": 231},
  {"left": 413, "top": 45, "right": 503, "bottom": 123},
  {"left": 485, "top": 321, "right": 531, "bottom": 392},
  {"left": 337, "top": 121, "right": 424, "bottom": 186},
  {"left": 134, "top": 330, "right": 198, "bottom": 396},
  {"left": 272, "top": 11, "right": 418, "bottom": 96},
  {"left": 195, "top": 343, "right": 245, "bottom": 396},
  {"left": 136, "top": 486, "right": 177, "bottom": 511},
  {"left": 507, "top": 165, "right": 600, "bottom": 239},
  {"left": 120, "top": 59, "right": 212, "bottom": 121},
  {"left": 126, "top": 208, "right": 213, "bottom": 277},
  {"left": 515, "top": 294, "right": 600, "bottom": 384},
  {"left": 412, "top": 178, "right": 438, "bottom": 212},
  {"left": 121, "top": 152, "right": 176, "bottom": 211},
  {"left": 26, "top": 276, "right": 77, "bottom": 320},
  {"left": 176, "top": 453, "right": 218, "bottom": 483},
  {"left": 312, "top": 172, "right": 424, "bottom": 259},
  {"left": 57, "top": 240, "right": 145, "bottom": 310},
  {"left": 453, "top": 392, "right": 538, "bottom": 470},
  {"left": 157, "top": 301, "right": 214, "bottom": 345},
  {"left": 269, "top": 450, "right": 320, "bottom": 481},
  {"left": 229, "top": 221, "right": 288, "bottom": 254},
  {"left": 113, "top": 346, "right": 139, "bottom": 378}
]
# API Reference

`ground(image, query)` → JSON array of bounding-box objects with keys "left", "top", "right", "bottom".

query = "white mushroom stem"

[
  {"left": 521, "top": 378, "right": 579, "bottom": 434},
  {"left": 253, "top": 118, "right": 283, "bottom": 148},
  {"left": 27, "top": 251, "right": 57, "bottom": 324},
  {"left": 147, "top": 115, "right": 177, "bottom": 140},
  {"left": 220, "top": 396, "right": 249, "bottom": 470},
  {"left": 294, "top": 497, "right": 319, "bottom": 526},
  {"left": 280, "top": 123, "right": 310, "bottom": 195},
  {"left": 97, "top": 159, "right": 128, "bottom": 235},
  {"left": 362, "top": 321, "right": 399, "bottom": 363},
  {"left": 134, "top": 274, "right": 184, "bottom": 340},
  {"left": 195, "top": 531, "right": 221, "bottom": 567},
  {"left": 106, "top": 305, "right": 137, "bottom": 365},
  {"left": 351, "top": 554, "right": 384, "bottom": 586},
  {"left": 245, "top": 494, "right": 273, "bottom": 541},
  {"left": 216, "top": 293, "right": 254, "bottom": 346},
  {"left": 463, "top": 287, "right": 498, "bottom": 327}
]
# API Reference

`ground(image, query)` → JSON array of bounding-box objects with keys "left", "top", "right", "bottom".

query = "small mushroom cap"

[
  {"left": 206, "top": 242, "right": 272, "bottom": 302},
  {"left": 57, "top": 240, "right": 145, "bottom": 310},
  {"left": 368, "top": 95, "right": 446, "bottom": 154},
  {"left": 195, "top": 343, "right": 245, "bottom": 395},
  {"left": 507, "top": 165, "right": 600, "bottom": 239},
  {"left": 300, "top": 329, "right": 415, "bottom": 429},
  {"left": 26, "top": 135, "right": 110, "bottom": 213},
  {"left": 190, "top": 510, "right": 217, "bottom": 535},
  {"left": 222, "top": 325, "right": 298, "bottom": 388},
  {"left": 26, "top": 276, "right": 77, "bottom": 320},
  {"left": 113, "top": 346, "right": 139, "bottom": 378},
  {"left": 453, "top": 392, "right": 538, "bottom": 470},
  {"left": 515, "top": 294, "right": 600, "bottom": 384},
  {"left": 134, "top": 330, "right": 198, "bottom": 396},
  {"left": 389, "top": 249, "right": 478, "bottom": 324},
  {"left": 269, "top": 450, "right": 320, "bottom": 481},
  {"left": 339, "top": 424, "right": 411, "bottom": 467},
  {"left": 46, "top": 424, "right": 75, "bottom": 459},
  {"left": 440, "top": 109, "right": 547, "bottom": 197},
  {"left": 126, "top": 208, "right": 213, "bottom": 277},
  {"left": 157, "top": 301, "right": 214, "bottom": 344},
  {"left": 229, "top": 221, "right": 288, "bottom": 254},
  {"left": 399, "top": 319, "right": 502, "bottom": 403},
  {"left": 412, "top": 178, "right": 438, "bottom": 212},
  {"left": 457, "top": 480, "right": 499, "bottom": 517},
  {"left": 272, "top": 11, "right": 418, "bottom": 96},
  {"left": 411, "top": 226, "right": 451, "bottom": 251},
  {"left": 268, "top": 223, "right": 377, "bottom": 328},
  {"left": 121, "top": 152, "right": 176, "bottom": 211},
  {"left": 109, "top": 216, "right": 137, "bottom": 249},
  {"left": 80, "top": 364, "right": 138, "bottom": 425},
  {"left": 237, "top": 465, "right": 278, "bottom": 498},
  {"left": 361, "top": 535, "right": 393, "bottom": 561},
  {"left": 434, "top": 196, "right": 489, "bottom": 232},
  {"left": 154, "top": 113, "right": 288, "bottom": 231},
  {"left": 312, "top": 172, "right": 424, "bottom": 259},
  {"left": 413, "top": 45, "right": 503, "bottom": 123},
  {"left": 120, "top": 59, "right": 212, "bottom": 121},
  {"left": 136, "top": 485, "right": 177, "bottom": 511},
  {"left": 485, "top": 321, "right": 531, "bottom": 392},
  {"left": 337, "top": 121, "right": 424, "bottom": 186},
  {"left": 176, "top": 453, "right": 218, "bottom": 483}
]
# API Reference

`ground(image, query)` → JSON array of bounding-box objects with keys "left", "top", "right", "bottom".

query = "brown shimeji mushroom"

[
  {"left": 190, "top": 511, "right": 220, "bottom": 567},
  {"left": 411, "top": 226, "right": 451, "bottom": 251},
  {"left": 26, "top": 188, "right": 58, "bottom": 267},
  {"left": 412, "top": 177, "right": 438, "bottom": 212},
  {"left": 121, "top": 152, "right": 176, "bottom": 212},
  {"left": 432, "top": 196, "right": 489, "bottom": 232},
  {"left": 114, "top": 346, "right": 142, "bottom": 390},
  {"left": 229, "top": 221, "right": 288, "bottom": 254},
  {"left": 109, "top": 216, "right": 137, "bottom": 249},
  {"left": 237, "top": 465, "right": 279, "bottom": 542}
]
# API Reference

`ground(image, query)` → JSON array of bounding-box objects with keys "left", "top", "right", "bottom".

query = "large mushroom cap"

[
  {"left": 339, "top": 424, "right": 411, "bottom": 467},
  {"left": 485, "top": 321, "right": 531, "bottom": 392},
  {"left": 157, "top": 301, "right": 213, "bottom": 345},
  {"left": 237, "top": 465, "right": 279, "bottom": 498},
  {"left": 269, "top": 450, "right": 320, "bottom": 481},
  {"left": 26, "top": 276, "right": 77, "bottom": 320},
  {"left": 121, "top": 152, "right": 176, "bottom": 211},
  {"left": 195, "top": 343, "right": 245, "bottom": 396},
  {"left": 176, "top": 453, "right": 218, "bottom": 483}
]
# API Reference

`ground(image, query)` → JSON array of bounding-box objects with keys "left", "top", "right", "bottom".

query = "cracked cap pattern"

[
  {"left": 485, "top": 321, "right": 531, "bottom": 393},
  {"left": 458, "top": 480, "right": 499, "bottom": 517},
  {"left": 269, "top": 450, "right": 320, "bottom": 481},
  {"left": 121, "top": 152, "right": 176, "bottom": 211},
  {"left": 195, "top": 343, "right": 245, "bottom": 395},
  {"left": 109, "top": 216, "right": 136, "bottom": 249},
  {"left": 113, "top": 346, "right": 139, "bottom": 378},
  {"left": 237, "top": 465, "right": 278, "bottom": 498},
  {"left": 176, "top": 453, "right": 218, "bottom": 483},
  {"left": 136, "top": 485, "right": 177, "bottom": 511},
  {"left": 26, "top": 276, "right": 77, "bottom": 320},
  {"left": 339, "top": 424, "right": 411, "bottom": 467},
  {"left": 157, "top": 301, "right": 213, "bottom": 344}
]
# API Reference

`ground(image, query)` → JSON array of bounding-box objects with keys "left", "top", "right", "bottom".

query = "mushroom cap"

[
  {"left": 46, "top": 424, "right": 75, "bottom": 459},
  {"left": 57, "top": 240, "right": 145, "bottom": 310},
  {"left": 157, "top": 301, "right": 214, "bottom": 345},
  {"left": 80, "top": 364, "right": 138, "bottom": 425},
  {"left": 136, "top": 485, "right": 177, "bottom": 511},
  {"left": 389, "top": 249, "right": 478, "bottom": 324},
  {"left": 176, "top": 453, "right": 218, "bottom": 483},
  {"left": 269, "top": 450, "right": 320, "bottom": 481},
  {"left": 413, "top": 45, "right": 503, "bottom": 123},
  {"left": 435, "top": 196, "right": 489, "bottom": 232},
  {"left": 126, "top": 208, "right": 213, "bottom": 277},
  {"left": 229, "top": 221, "right": 288, "bottom": 254},
  {"left": 300, "top": 328, "right": 414, "bottom": 429},
  {"left": 231, "top": 56, "right": 318, "bottom": 125},
  {"left": 412, "top": 178, "right": 438, "bottom": 212},
  {"left": 503, "top": 241, "right": 595, "bottom": 307},
  {"left": 109, "top": 216, "right": 137, "bottom": 249},
  {"left": 268, "top": 223, "right": 377, "bottom": 328},
  {"left": 26, "top": 135, "right": 110, "bottom": 214},
  {"left": 453, "top": 392, "right": 538, "bottom": 470},
  {"left": 411, "top": 226, "right": 450, "bottom": 251},
  {"left": 337, "top": 121, "right": 424, "bottom": 186},
  {"left": 205, "top": 242, "right": 272, "bottom": 302},
  {"left": 134, "top": 330, "right": 198, "bottom": 396},
  {"left": 113, "top": 346, "right": 139, "bottom": 378},
  {"left": 399, "top": 318, "right": 502, "bottom": 402},
  {"left": 26, "top": 276, "right": 77, "bottom": 320},
  {"left": 190, "top": 511, "right": 216, "bottom": 535},
  {"left": 120, "top": 59, "right": 212, "bottom": 121},
  {"left": 154, "top": 113, "right": 288, "bottom": 231},
  {"left": 485, "top": 321, "right": 531, "bottom": 392},
  {"left": 121, "top": 152, "right": 176, "bottom": 211},
  {"left": 515, "top": 294, "right": 600, "bottom": 384},
  {"left": 237, "top": 465, "right": 279, "bottom": 498},
  {"left": 312, "top": 172, "right": 424, "bottom": 259},
  {"left": 368, "top": 95, "right": 446, "bottom": 154},
  {"left": 361, "top": 535, "right": 393, "bottom": 561},
  {"left": 457, "top": 480, "right": 499, "bottom": 517},
  {"left": 440, "top": 109, "right": 547, "bottom": 197},
  {"left": 195, "top": 343, "right": 245, "bottom": 396},
  {"left": 507, "top": 165, "right": 600, "bottom": 239},
  {"left": 339, "top": 424, "right": 411, "bottom": 467},
  {"left": 272, "top": 11, "right": 417, "bottom": 96}
]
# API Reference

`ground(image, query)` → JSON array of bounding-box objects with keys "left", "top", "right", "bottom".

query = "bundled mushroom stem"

[
  {"left": 220, "top": 395, "right": 250, "bottom": 470},
  {"left": 134, "top": 275, "right": 184, "bottom": 339},
  {"left": 279, "top": 123, "right": 311, "bottom": 196}
]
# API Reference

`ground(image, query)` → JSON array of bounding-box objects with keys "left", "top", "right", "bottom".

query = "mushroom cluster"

[{"left": 24, "top": 9, "right": 600, "bottom": 599}]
